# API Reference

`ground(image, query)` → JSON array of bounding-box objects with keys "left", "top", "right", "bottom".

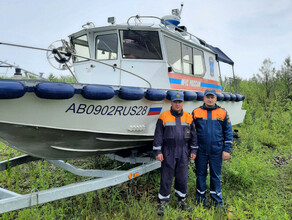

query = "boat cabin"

[{"left": 69, "top": 17, "right": 232, "bottom": 93}]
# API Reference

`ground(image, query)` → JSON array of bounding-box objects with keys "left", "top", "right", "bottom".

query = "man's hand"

[
  {"left": 190, "top": 153, "right": 197, "bottom": 160},
  {"left": 222, "top": 151, "right": 230, "bottom": 160},
  {"left": 156, "top": 153, "right": 164, "bottom": 162}
]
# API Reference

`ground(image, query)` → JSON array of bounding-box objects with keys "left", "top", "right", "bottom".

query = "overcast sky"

[{"left": 0, "top": 0, "right": 291, "bottom": 80}]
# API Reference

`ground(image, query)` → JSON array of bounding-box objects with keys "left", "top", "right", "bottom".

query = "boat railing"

[
  {"left": 0, "top": 42, "right": 152, "bottom": 88},
  {"left": 72, "top": 53, "right": 152, "bottom": 88},
  {"left": 46, "top": 40, "right": 153, "bottom": 88},
  {"left": 126, "top": 15, "right": 206, "bottom": 45},
  {"left": 0, "top": 60, "right": 44, "bottom": 80}
]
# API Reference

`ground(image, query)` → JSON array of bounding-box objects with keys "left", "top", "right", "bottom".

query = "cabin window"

[
  {"left": 95, "top": 34, "right": 118, "bottom": 60},
  {"left": 71, "top": 35, "right": 90, "bottom": 62},
  {"left": 164, "top": 36, "right": 182, "bottom": 73},
  {"left": 164, "top": 35, "right": 206, "bottom": 76},
  {"left": 193, "top": 48, "right": 205, "bottom": 76},
  {"left": 120, "top": 30, "right": 162, "bottom": 59},
  {"left": 182, "top": 44, "right": 193, "bottom": 75}
]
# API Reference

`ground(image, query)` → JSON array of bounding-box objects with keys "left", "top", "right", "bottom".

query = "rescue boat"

[{"left": 0, "top": 5, "right": 246, "bottom": 159}]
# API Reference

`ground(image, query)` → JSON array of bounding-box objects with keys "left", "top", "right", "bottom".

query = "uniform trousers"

[
  {"left": 159, "top": 150, "right": 189, "bottom": 201},
  {"left": 195, "top": 151, "right": 223, "bottom": 207}
]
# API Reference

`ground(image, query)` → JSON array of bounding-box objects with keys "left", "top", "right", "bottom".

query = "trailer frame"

[{"left": 0, "top": 153, "right": 161, "bottom": 214}]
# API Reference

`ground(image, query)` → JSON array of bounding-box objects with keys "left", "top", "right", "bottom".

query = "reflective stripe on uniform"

[
  {"left": 175, "top": 189, "right": 187, "bottom": 198},
  {"left": 210, "top": 191, "right": 222, "bottom": 196},
  {"left": 158, "top": 193, "right": 170, "bottom": 199},
  {"left": 196, "top": 189, "right": 206, "bottom": 194},
  {"left": 153, "top": 146, "right": 161, "bottom": 150},
  {"left": 164, "top": 122, "right": 176, "bottom": 126},
  {"left": 191, "top": 145, "right": 199, "bottom": 149}
]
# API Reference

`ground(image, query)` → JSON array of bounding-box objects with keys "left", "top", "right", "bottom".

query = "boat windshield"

[
  {"left": 71, "top": 35, "right": 91, "bottom": 63},
  {"left": 120, "top": 30, "right": 162, "bottom": 60}
]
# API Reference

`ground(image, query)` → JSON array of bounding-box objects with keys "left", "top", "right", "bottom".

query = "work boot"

[
  {"left": 179, "top": 198, "right": 193, "bottom": 212},
  {"left": 157, "top": 201, "right": 168, "bottom": 216}
]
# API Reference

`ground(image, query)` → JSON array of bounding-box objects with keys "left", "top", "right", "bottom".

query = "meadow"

[{"left": 0, "top": 57, "right": 291, "bottom": 219}]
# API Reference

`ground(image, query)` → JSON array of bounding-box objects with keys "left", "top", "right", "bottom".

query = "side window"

[
  {"left": 120, "top": 30, "right": 162, "bottom": 59},
  {"left": 164, "top": 36, "right": 182, "bottom": 73},
  {"left": 182, "top": 44, "right": 193, "bottom": 75},
  {"left": 193, "top": 48, "right": 205, "bottom": 76},
  {"left": 96, "top": 34, "right": 118, "bottom": 60},
  {"left": 164, "top": 35, "right": 206, "bottom": 76},
  {"left": 71, "top": 35, "right": 90, "bottom": 63}
]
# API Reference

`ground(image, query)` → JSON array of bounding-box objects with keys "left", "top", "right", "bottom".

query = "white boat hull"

[{"left": 0, "top": 87, "right": 245, "bottom": 159}]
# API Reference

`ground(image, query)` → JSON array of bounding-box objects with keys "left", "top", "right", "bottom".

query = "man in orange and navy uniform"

[
  {"left": 192, "top": 89, "right": 233, "bottom": 207},
  {"left": 153, "top": 91, "right": 198, "bottom": 216}
]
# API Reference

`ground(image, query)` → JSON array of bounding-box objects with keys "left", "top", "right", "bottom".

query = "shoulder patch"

[
  {"left": 185, "top": 128, "right": 191, "bottom": 136},
  {"left": 227, "top": 115, "right": 231, "bottom": 123}
]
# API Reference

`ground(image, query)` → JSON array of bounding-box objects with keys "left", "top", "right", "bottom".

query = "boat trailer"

[{"left": 0, "top": 152, "right": 161, "bottom": 214}]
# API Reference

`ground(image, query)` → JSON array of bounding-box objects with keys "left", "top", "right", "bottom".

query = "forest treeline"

[{"left": 236, "top": 56, "right": 292, "bottom": 148}]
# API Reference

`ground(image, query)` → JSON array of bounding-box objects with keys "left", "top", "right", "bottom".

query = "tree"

[
  {"left": 48, "top": 73, "right": 57, "bottom": 81},
  {"left": 278, "top": 56, "right": 292, "bottom": 99},
  {"left": 255, "top": 58, "right": 276, "bottom": 99}
]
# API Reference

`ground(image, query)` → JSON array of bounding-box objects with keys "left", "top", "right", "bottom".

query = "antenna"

[
  {"left": 178, "top": 3, "right": 184, "bottom": 18},
  {"left": 172, "top": 3, "right": 184, "bottom": 18}
]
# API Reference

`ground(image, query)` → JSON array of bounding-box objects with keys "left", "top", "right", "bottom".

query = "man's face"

[
  {"left": 171, "top": 100, "right": 184, "bottom": 113},
  {"left": 204, "top": 94, "right": 217, "bottom": 107}
]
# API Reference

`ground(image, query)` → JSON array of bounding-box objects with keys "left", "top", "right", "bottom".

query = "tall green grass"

[{"left": 0, "top": 132, "right": 291, "bottom": 219}]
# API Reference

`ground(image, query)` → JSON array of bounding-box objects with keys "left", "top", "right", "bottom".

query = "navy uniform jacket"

[
  {"left": 192, "top": 104, "right": 233, "bottom": 154},
  {"left": 153, "top": 108, "right": 198, "bottom": 158}
]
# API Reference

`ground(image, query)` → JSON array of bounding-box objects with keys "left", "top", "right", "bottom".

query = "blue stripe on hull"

[
  {"left": 200, "top": 82, "right": 221, "bottom": 90},
  {"left": 169, "top": 78, "right": 182, "bottom": 84}
]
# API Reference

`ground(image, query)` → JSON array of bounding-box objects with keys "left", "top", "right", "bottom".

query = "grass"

[{"left": 0, "top": 135, "right": 291, "bottom": 220}]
